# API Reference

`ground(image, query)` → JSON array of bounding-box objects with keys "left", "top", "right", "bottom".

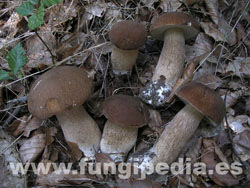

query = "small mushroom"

[
  {"left": 139, "top": 12, "right": 199, "bottom": 106},
  {"left": 28, "top": 66, "right": 101, "bottom": 157},
  {"left": 100, "top": 95, "right": 150, "bottom": 161},
  {"left": 133, "top": 82, "right": 225, "bottom": 169},
  {"left": 109, "top": 20, "right": 147, "bottom": 75}
]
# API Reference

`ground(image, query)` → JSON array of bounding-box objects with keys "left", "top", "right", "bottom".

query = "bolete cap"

[
  {"left": 109, "top": 20, "right": 147, "bottom": 50},
  {"left": 28, "top": 66, "right": 93, "bottom": 119},
  {"left": 176, "top": 82, "right": 225, "bottom": 126},
  {"left": 150, "top": 12, "right": 199, "bottom": 40},
  {"left": 102, "top": 95, "right": 150, "bottom": 128}
]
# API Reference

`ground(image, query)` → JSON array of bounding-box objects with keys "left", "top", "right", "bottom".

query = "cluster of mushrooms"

[{"left": 28, "top": 12, "right": 225, "bottom": 173}]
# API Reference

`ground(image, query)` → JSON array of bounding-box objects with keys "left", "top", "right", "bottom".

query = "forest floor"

[{"left": 0, "top": 0, "right": 249, "bottom": 187}]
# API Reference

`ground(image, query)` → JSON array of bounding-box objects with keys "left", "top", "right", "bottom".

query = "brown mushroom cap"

[
  {"left": 176, "top": 82, "right": 225, "bottom": 126},
  {"left": 109, "top": 20, "right": 147, "bottom": 50},
  {"left": 28, "top": 66, "right": 93, "bottom": 119},
  {"left": 150, "top": 12, "right": 200, "bottom": 40},
  {"left": 102, "top": 95, "right": 150, "bottom": 128}
]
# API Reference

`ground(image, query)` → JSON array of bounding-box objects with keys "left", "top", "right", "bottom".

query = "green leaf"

[
  {"left": 28, "top": 5, "right": 44, "bottom": 30},
  {"left": 0, "top": 70, "right": 13, "bottom": 81},
  {"left": 41, "top": 0, "right": 62, "bottom": 7},
  {"left": 17, "top": 1, "right": 35, "bottom": 16},
  {"left": 29, "top": 0, "right": 38, "bottom": 5},
  {"left": 7, "top": 43, "right": 27, "bottom": 75}
]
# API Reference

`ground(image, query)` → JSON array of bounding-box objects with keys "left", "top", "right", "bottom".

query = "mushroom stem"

[
  {"left": 152, "top": 104, "right": 202, "bottom": 164},
  {"left": 111, "top": 46, "right": 139, "bottom": 75},
  {"left": 100, "top": 120, "right": 138, "bottom": 161},
  {"left": 152, "top": 29, "right": 185, "bottom": 87},
  {"left": 56, "top": 105, "right": 101, "bottom": 157},
  {"left": 135, "top": 105, "right": 203, "bottom": 169}
]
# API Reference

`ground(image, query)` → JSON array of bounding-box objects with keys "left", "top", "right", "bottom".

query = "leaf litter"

[{"left": 0, "top": 0, "right": 250, "bottom": 187}]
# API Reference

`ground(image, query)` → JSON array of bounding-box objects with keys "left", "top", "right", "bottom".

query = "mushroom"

[
  {"left": 28, "top": 66, "right": 101, "bottom": 157},
  {"left": 109, "top": 20, "right": 147, "bottom": 75},
  {"left": 133, "top": 82, "right": 225, "bottom": 169},
  {"left": 139, "top": 12, "right": 199, "bottom": 106},
  {"left": 100, "top": 95, "right": 150, "bottom": 161}
]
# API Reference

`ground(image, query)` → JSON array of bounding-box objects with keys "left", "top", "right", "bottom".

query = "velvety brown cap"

[
  {"left": 150, "top": 12, "right": 199, "bottom": 40},
  {"left": 176, "top": 82, "right": 225, "bottom": 126},
  {"left": 102, "top": 95, "right": 150, "bottom": 128},
  {"left": 109, "top": 20, "right": 147, "bottom": 50},
  {"left": 28, "top": 66, "right": 93, "bottom": 119}
]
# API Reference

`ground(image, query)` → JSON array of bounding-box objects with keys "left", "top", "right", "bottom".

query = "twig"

[
  {"left": 1, "top": 106, "right": 22, "bottom": 129},
  {"left": 0, "top": 133, "right": 23, "bottom": 155},
  {"left": 7, "top": 96, "right": 27, "bottom": 104},
  {"left": 35, "top": 31, "right": 55, "bottom": 64},
  {"left": 0, "top": 85, "right": 3, "bottom": 109}
]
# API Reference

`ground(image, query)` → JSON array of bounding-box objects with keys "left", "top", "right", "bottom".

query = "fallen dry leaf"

[
  {"left": 5, "top": 115, "right": 29, "bottom": 137},
  {"left": 104, "top": 2, "right": 123, "bottom": 29},
  {"left": 96, "top": 152, "right": 114, "bottom": 163},
  {"left": 159, "top": 0, "right": 182, "bottom": 12},
  {"left": 194, "top": 74, "right": 223, "bottom": 90},
  {"left": 201, "top": 19, "right": 237, "bottom": 46},
  {"left": 19, "top": 133, "right": 46, "bottom": 163},
  {"left": 0, "top": 130, "right": 26, "bottom": 188},
  {"left": 0, "top": 12, "right": 21, "bottom": 39},
  {"left": 56, "top": 32, "right": 87, "bottom": 60},
  {"left": 23, "top": 117, "right": 42, "bottom": 137},
  {"left": 204, "top": 0, "right": 219, "bottom": 24},
  {"left": 228, "top": 115, "right": 249, "bottom": 134},
  {"left": 83, "top": 0, "right": 107, "bottom": 21},
  {"left": 47, "top": 0, "right": 78, "bottom": 28},
  {"left": 202, "top": 139, "right": 240, "bottom": 186},
  {"left": 25, "top": 26, "right": 56, "bottom": 70},
  {"left": 221, "top": 90, "right": 246, "bottom": 109},
  {"left": 186, "top": 33, "right": 213, "bottom": 63},
  {"left": 218, "top": 57, "right": 250, "bottom": 78},
  {"left": 116, "top": 177, "right": 161, "bottom": 188},
  {"left": 181, "top": 0, "right": 199, "bottom": 6},
  {"left": 233, "top": 130, "right": 250, "bottom": 161},
  {"left": 237, "top": 22, "right": 250, "bottom": 49},
  {"left": 36, "top": 170, "right": 98, "bottom": 186},
  {"left": 185, "top": 137, "right": 202, "bottom": 164},
  {"left": 148, "top": 109, "right": 163, "bottom": 133}
]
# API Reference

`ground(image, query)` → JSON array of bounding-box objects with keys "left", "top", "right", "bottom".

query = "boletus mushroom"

[
  {"left": 100, "top": 95, "right": 150, "bottom": 161},
  {"left": 140, "top": 12, "right": 199, "bottom": 107},
  {"left": 133, "top": 82, "right": 225, "bottom": 169},
  {"left": 109, "top": 20, "right": 147, "bottom": 75},
  {"left": 28, "top": 66, "right": 101, "bottom": 157}
]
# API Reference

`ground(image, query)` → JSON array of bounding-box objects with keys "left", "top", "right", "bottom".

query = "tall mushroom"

[
  {"left": 109, "top": 20, "right": 147, "bottom": 75},
  {"left": 133, "top": 82, "right": 225, "bottom": 169},
  {"left": 100, "top": 95, "right": 150, "bottom": 161},
  {"left": 139, "top": 12, "right": 199, "bottom": 106},
  {"left": 28, "top": 66, "right": 101, "bottom": 157}
]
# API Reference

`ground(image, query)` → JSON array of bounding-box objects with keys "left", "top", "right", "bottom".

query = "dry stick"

[
  {"left": 0, "top": 85, "right": 3, "bottom": 109},
  {"left": 1, "top": 106, "right": 22, "bottom": 129},
  {"left": 35, "top": 31, "right": 55, "bottom": 64},
  {"left": 224, "top": 90, "right": 249, "bottom": 169}
]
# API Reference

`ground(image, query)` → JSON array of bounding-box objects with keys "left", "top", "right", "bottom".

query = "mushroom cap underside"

[{"left": 150, "top": 12, "right": 200, "bottom": 40}]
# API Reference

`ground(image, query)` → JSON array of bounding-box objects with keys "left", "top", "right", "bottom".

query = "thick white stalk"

[
  {"left": 57, "top": 106, "right": 101, "bottom": 157},
  {"left": 111, "top": 46, "right": 139, "bottom": 75},
  {"left": 136, "top": 105, "right": 203, "bottom": 170},
  {"left": 100, "top": 120, "right": 138, "bottom": 161},
  {"left": 152, "top": 29, "right": 185, "bottom": 87}
]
